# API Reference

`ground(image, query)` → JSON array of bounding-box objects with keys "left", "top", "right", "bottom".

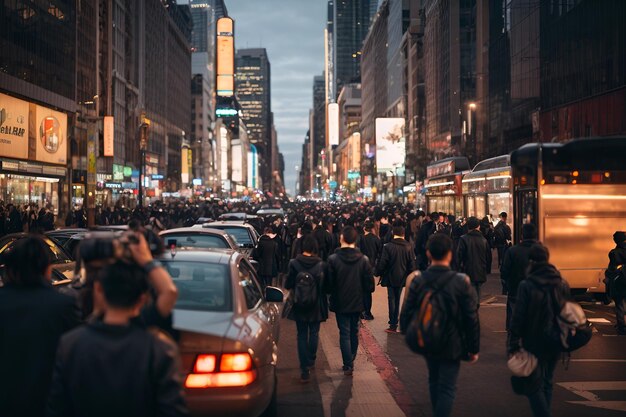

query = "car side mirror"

[{"left": 265, "top": 286, "right": 284, "bottom": 303}]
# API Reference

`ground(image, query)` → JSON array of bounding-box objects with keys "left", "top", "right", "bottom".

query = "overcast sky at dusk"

[{"left": 225, "top": 0, "right": 326, "bottom": 194}]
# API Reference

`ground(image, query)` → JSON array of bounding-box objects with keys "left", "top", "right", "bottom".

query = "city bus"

[
  {"left": 424, "top": 156, "right": 471, "bottom": 218},
  {"left": 462, "top": 155, "right": 512, "bottom": 223},
  {"left": 510, "top": 137, "right": 626, "bottom": 297}
]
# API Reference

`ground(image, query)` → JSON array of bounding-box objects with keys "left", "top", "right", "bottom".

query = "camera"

[{"left": 78, "top": 231, "right": 139, "bottom": 264}]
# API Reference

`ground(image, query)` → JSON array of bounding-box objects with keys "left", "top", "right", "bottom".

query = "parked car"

[
  {"left": 160, "top": 250, "right": 283, "bottom": 417},
  {"left": 0, "top": 233, "right": 75, "bottom": 287},
  {"left": 160, "top": 228, "right": 239, "bottom": 252},
  {"left": 196, "top": 221, "right": 260, "bottom": 257},
  {"left": 46, "top": 228, "right": 88, "bottom": 259},
  {"left": 218, "top": 213, "right": 264, "bottom": 234}
]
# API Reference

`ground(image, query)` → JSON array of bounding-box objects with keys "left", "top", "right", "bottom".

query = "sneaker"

[
  {"left": 300, "top": 370, "right": 310, "bottom": 383},
  {"left": 342, "top": 366, "right": 353, "bottom": 376},
  {"left": 385, "top": 327, "right": 398, "bottom": 333}
]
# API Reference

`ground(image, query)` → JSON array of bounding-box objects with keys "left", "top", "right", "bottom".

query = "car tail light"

[
  {"left": 220, "top": 353, "right": 253, "bottom": 372},
  {"left": 185, "top": 353, "right": 256, "bottom": 388},
  {"left": 194, "top": 354, "right": 217, "bottom": 373}
]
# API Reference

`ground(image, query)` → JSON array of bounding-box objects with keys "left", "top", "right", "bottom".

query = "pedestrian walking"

[
  {"left": 457, "top": 216, "right": 492, "bottom": 303},
  {"left": 508, "top": 244, "right": 570, "bottom": 417},
  {"left": 0, "top": 236, "right": 80, "bottom": 417},
  {"left": 400, "top": 234, "right": 480, "bottom": 417},
  {"left": 358, "top": 220, "right": 382, "bottom": 320},
  {"left": 375, "top": 220, "right": 417, "bottom": 333},
  {"left": 284, "top": 236, "right": 329, "bottom": 382},
  {"left": 252, "top": 227, "right": 281, "bottom": 288},
  {"left": 415, "top": 212, "right": 438, "bottom": 270},
  {"left": 46, "top": 261, "right": 189, "bottom": 417},
  {"left": 605, "top": 231, "right": 626, "bottom": 335},
  {"left": 327, "top": 226, "right": 375, "bottom": 376},
  {"left": 501, "top": 223, "right": 537, "bottom": 340},
  {"left": 494, "top": 212, "right": 512, "bottom": 268}
]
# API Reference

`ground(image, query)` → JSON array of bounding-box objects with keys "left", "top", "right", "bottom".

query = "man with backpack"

[
  {"left": 358, "top": 220, "right": 382, "bottom": 320},
  {"left": 400, "top": 234, "right": 479, "bottom": 417},
  {"left": 284, "top": 236, "right": 329, "bottom": 382},
  {"left": 327, "top": 226, "right": 375, "bottom": 376},
  {"left": 376, "top": 220, "right": 417, "bottom": 333},
  {"left": 606, "top": 231, "right": 626, "bottom": 335},
  {"left": 508, "top": 244, "right": 571, "bottom": 417}
]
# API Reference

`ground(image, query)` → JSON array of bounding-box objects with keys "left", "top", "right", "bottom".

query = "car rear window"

[
  {"left": 163, "top": 261, "right": 232, "bottom": 312},
  {"left": 212, "top": 226, "right": 251, "bottom": 244},
  {"left": 163, "top": 233, "right": 229, "bottom": 249}
]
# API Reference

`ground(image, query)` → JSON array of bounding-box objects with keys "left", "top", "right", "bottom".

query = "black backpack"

[
  {"left": 292, "top": 262, "right": 321, "bottom": 310},
  {"left": 406, "top": 271, "right": 458, "bottom": 355}
]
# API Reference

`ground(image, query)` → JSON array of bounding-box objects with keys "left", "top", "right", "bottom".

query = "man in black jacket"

[
  {"left": 47, "top": 261, "right": 188, "bottom": 417},
  {"left": 0, "top": 236, "right": 80, "bottom": 417},
  {"left": 400, "top": 234, "right": 479, "bottom": 417},
  {"left": 253, "top": 227, "right": 281, "bottom": 287},
  {"left": 358, "top": 220, "right": 382, "bottom": 320},
  {"left": 376, "top": 221, "right": 416, "bottom": 332},
  {"left": 313, "top": 219, "right": 334, "bottom": 261},
  {"left": 457, "top": 216, "right": 492, "bottom": 303},
  {"left": 494, "top": 212, "right": 512, "bottom": 268},
  {"left": 500, "top": 223, "right": 537, "bottom": 338},
  {"left": 415, "top": 212, "right": 439, "bottom": 270},
  {"left": 606, "top": 231, "right": 626, "bottom": 335},
  {"left": 327, "top": 226, "right": 375, "bottom": 376}
]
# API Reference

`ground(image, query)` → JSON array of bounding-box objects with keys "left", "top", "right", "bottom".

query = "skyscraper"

[
  {"left": 312, "top": 74, "right": 326, "bottom": 170},
  {"left": 329, "top": 0, "right": 374, "bottom": 99},
  {"left": 236, "top": 48, "right": 272, "bottom": 188}
]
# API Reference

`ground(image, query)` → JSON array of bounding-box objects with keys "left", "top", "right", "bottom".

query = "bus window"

[{"left": 515, "top": 189, "right": 537, "bottom": 242}]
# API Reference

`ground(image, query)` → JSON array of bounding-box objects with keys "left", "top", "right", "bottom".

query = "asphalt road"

[{"left": 274, "top": 272, "right": 626, "bottom": 417}]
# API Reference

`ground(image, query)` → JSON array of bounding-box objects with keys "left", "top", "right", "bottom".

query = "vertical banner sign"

[
  {"left": 87, "top": 124, "right": 97, "bottom": 185},
  {"left": 181, "top": 147, "right": 189, "bottom": 184},
  {"left": 231, "top": 143, "right": 242, "bottom": 182},
  {"left": 0, "top": 93, "right": 29, "bottom": 159},
  {"left": 103, "top": 116, "right": 114, "bottom": 156},
  {"left": 328, "top": 102, "right": 339, "bottom": 146},
  {"left": 216, "top": 17, "right": 235, "bottom": 97}
]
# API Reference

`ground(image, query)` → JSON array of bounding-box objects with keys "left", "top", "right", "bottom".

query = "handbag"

[{"left": 507, "top": 349, "right": 538, "bottom": 377}]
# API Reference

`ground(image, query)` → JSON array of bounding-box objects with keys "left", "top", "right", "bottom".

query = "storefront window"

[{"left": 0, "top": 174, "right": 59, "bottom": 213}]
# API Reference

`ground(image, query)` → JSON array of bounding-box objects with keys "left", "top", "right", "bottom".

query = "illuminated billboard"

[
  {"left": 375, "top": 118, "right": 405, "bottom": 175},
  {"left": 103, "top": 116, "right": 114, "bottom": 157},
  {"left": 35, "top": 104, "right": 68, "bottom": 165},
  {"left": 327, "top": 103, "right": 339, "bottom": 146},
  {"left": 216, "top": 17, "right": 234, "bottom": 97},
  {"left": 0, "top": 93, "right": 29, "bottom": 160},
  {"left": 231, "top": 143, "right": 242, "bottom": 182}
]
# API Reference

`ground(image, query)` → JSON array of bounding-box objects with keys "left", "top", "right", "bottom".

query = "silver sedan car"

[{"left": 160, "top": 250, "right": 283, "bottom": 417}]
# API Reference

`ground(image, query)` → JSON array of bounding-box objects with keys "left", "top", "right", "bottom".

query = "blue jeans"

[
  {"left": 387, "top": 286, "right": 403, "bottom": 328},
  {"left": 295, "top": 321, "right": 320, "bottom": 371},
  {"left": 335, "top": 312, "right": 360, "bottom": 369},
  {"left": 425, "top": 358, "right": 461, "bottom": 417},
  {"left": 528, "top": 358, "right": 558, "bottom": 417}
]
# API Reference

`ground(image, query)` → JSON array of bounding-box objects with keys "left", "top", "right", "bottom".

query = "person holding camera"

[
  {"left": 46, "top": 260, "right": 189, "bottom": 417},
  {"left": 0, "top": 236, "right": 81, "bottom": 417}
]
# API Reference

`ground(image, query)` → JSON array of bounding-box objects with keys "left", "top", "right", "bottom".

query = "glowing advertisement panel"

[{"left": 375, "top": 118, "right": 405, "bottom": 175}]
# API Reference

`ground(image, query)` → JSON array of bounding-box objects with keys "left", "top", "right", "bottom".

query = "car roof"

[
  {"left": 46, "top": 228, "right": 88, "bottom": 235},
  {"left": 160, "top": 227, "right": 230, "bottom": 237},
  {"left": 159, "top": 248, "right": 238, "bottom": 264},
  {"left": 205, "top": 221, "right": 255, "bottom": 229}
]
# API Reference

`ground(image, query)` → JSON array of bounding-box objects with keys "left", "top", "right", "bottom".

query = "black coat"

[
  {"left": 284, "top": 255, "right": 329, "bottom": 322},
  {"left": 46, "top": 322, "right": 188, "bottom": 417},
  {"left": 327, "top": 247, "right": 374, "bottom": 314},
  {"left": 457, "top": 230, "right": 492, "bottom": 284},
  {"left": 375, "top": 238, "right": 416, "bottom": 288},
  {"left": 494, "top": 220, "right": 512, "bottom": 247},
  {"left": 0, "top": 283, "right": 80, "bottom": 417},
  {"left": 500, "top": 239, "right": 536, "bottom": 297},
  {"left": 313, "top": 227, "right": 334, "bottom": 261},
  {"left": 508, "top": 262, "right": 570, "bottom": 359},
  {"left": 400, "top": 266, "right": 480, "bottom": 360},
  {"left": 606, "top": 243, "right": 626, "bottom": 297},
  {"left": 358, "top": 232, "right": 382, "bottom": 268},
  {"left": 252, "top": 235, "right": 280, "bottom": 277}
]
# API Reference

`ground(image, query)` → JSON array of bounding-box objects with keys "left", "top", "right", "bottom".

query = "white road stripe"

[
  {"left": 558, "top": 381, "right": 626, "bottom": 412},
  {"left": 588, "top": 318, "right": 611, "bottom": 324},
  {"left": 571, "top": 359, "right": 626, "bottom": 363}
]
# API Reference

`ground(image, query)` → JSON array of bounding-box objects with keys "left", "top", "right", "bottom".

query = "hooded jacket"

[
  {"left": 327, "top": 247, "right": 374, "bottom": 314},
  {"left": 285, "top": 254, "right": 329, "bottom": 322},
  {"left": 375, "top": 238, "right": 417, "bottom": 288},
  {"left": 500, "top": 239, "right": 537, "bottom": 297},
  {"left": 508, "top": 262, "right": 570, "bottom": 359}
]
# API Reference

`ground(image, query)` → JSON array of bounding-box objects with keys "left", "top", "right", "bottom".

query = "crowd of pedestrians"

[{"left": 0, "top": 198, "right": 621, "bottom": 417}]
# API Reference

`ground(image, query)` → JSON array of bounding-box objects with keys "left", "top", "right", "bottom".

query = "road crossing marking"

[
  {"left": 558, "top": 381, "right": 626, "bottom": 412},
  {"left": 588, "top": 318, "right": 612, "bottom": 324},
  {"left": 571, "top": 359, "right": 626, "bottom": 363}
]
